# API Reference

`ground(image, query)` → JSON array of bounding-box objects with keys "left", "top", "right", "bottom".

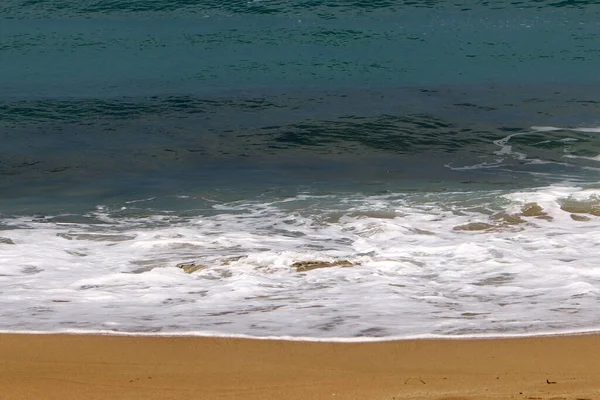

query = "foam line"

[{"left": 1, "top": 328, "right": 600, "bottom": 342}]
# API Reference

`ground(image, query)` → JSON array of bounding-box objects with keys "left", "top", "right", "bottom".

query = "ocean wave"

[{"left": 2, "top": 185, "right": 600, "bottom": 337}]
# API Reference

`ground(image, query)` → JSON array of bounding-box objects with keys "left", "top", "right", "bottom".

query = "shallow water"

[{"left": 1, "top": 0, "right": 600, "bottom": 338}]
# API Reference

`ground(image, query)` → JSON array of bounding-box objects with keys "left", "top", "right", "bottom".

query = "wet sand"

[{"left": 1, "top": 333, "right": 600, "bottom": 400}]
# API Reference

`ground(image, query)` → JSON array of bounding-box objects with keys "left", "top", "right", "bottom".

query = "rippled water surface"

[{"left": 1, "top": 0, "right": 600, "bottom": 338}]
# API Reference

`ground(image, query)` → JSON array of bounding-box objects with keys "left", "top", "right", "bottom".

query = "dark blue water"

[{"left": 1, "top": 0, "right": 600, "bottom": 210}]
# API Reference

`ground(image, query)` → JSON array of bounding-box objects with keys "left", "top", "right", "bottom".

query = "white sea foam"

[
  {"left": 1, "top": 328, "right": 599, "bottom": 342},
  {"left": 532, "top": 126, "right": 600, "bottom": 133},
  {"left": 573, "top": 127, "right": 600, "bottom": 133},
  {"left": 449, "top": 126, "right": 600, "bottom": 172},
  {"left": 2, "top": 185, "right": 600, "bottom": 338},
  {"left": 564, "top": 154, "right": 600, "bottom": 162}
]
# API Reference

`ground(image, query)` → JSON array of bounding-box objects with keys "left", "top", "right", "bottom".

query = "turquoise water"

[
  {"left": 2, "top": 1, "right": 600, "bottom": 98},
  {"left": 2, "top": 1, "right": 600, "bottom": 337}
]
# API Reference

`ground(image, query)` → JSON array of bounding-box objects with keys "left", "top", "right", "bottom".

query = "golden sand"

[{"left": 1, "top": 333, "right": 600, "bottom": 399}]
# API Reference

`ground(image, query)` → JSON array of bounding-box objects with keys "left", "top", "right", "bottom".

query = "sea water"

[{"left": 1, "top": 0, "right": 600, "bottom": 339}]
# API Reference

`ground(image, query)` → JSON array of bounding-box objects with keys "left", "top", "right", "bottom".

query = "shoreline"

[
  {"left": 2, "top": 333, "right": 600, "bottom": 399},
  {"left": 3, "top": 327, "right": 600, "bottom": 342}
]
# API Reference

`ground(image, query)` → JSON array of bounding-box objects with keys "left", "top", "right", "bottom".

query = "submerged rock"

[
  {"left": 453, "top": 222, "right": 494, "bottom": 231},
  {"left": 570, "top": 213, "right": 591, "bottom": 222},
  {"left": 221, "top": 256, "right": 244, "bottom": 266},
  {"left": 176, "top": 262, "right": 207, "bottom": 274},
  {"left": 492, "top": 212, "right": 526, "bottom": 225},
  {"left": 408, "top": 228, "right": 436, "bottom": 236},
  {"left": 454, "top": 213, "right": 529, "bottom": 233},
  {"left": 520, "top": 202, "right": 552, "bottom": 220},
  {"left": 560, "top": 198, "right": 600, "bottom": 216},
  {"left": 291, "top": 260, "right": 353, "bottom": 272},
  {"left": 0, "top": 237, "right": 15, "bottom": 245},
  {"left": 521, "top": 202, "right": 545, "bottom": 216}
]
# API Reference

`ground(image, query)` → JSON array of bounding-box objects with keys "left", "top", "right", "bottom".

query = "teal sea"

[{"left": 1, "top": 1, "right": 600, "bottom": 338}]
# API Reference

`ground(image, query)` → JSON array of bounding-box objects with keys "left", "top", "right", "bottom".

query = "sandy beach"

[{"left": 1, "top": 333, "right": 600, "bottom": 400}]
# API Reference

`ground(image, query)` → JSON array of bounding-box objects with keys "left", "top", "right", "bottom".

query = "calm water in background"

[{"left": 1, "top": 1, "right": 600, "bottom": 338}]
